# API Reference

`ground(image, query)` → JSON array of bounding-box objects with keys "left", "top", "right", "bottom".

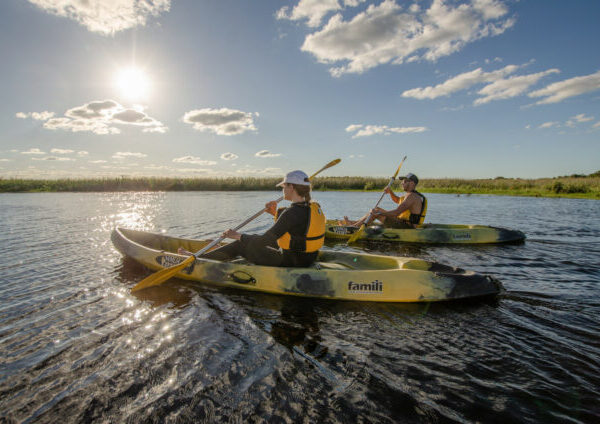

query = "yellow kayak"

[
  {"left": 112, "top": 228, "right": 503, "bottom": 302},
  {"left": 325, "top": 220, "right": 525, "bottom": 244}
]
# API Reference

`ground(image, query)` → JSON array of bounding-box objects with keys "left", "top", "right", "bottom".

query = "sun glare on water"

[{"left": 114, "top": 67, "right": 151, "bottom": 101}]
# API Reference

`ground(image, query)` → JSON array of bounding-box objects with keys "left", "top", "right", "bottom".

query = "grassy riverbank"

[{"left": 1, "top": 173, "right": 599, "bottom": 199}]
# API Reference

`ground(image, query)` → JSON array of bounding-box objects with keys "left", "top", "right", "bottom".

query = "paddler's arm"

[
  {"left": 373, "top": 194, "right": 415, "bottom": 218},
  {"left": 384, "top": 186, "right": 401, "bottom": 203},
  {"left": 230, "top": 207, "right": 297, "bottom": 246},
  {"left": 220, "top": 201, "right": 284, "bottom": 241}
]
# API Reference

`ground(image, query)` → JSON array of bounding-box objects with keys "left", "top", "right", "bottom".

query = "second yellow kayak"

[{"left": 325, "top": 220, "right": 525, "bottom": 244}]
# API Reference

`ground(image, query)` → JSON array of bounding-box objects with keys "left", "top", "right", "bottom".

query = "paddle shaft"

[
  {"left": 362, "top": 177, "right": 394, "bottom": 224},
  {"left": 192, "top": 195, "right": 284, "bottom": 258},
  {"left": 361, "top": 155, "right": 407, "bottom": 224}
]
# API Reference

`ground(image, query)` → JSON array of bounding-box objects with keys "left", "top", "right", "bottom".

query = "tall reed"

[{"left": 1, "top": 175, "right": 598, "bottom": 198}]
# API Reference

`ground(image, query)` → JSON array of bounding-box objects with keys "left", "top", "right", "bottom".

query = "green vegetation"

[{"left": 1, "top": 172, "right": 599, "bottom": 199}]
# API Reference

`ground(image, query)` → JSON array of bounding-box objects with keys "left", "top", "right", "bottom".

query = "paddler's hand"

[
  {"left": 372, "top": 207, "right": 385, "bottom": 217},
  {"left": 384, "top": 186, "right": 392, "bottom": 194},
  {"left": 222, "top": 229, "right": 242, "bottom": 240},
  {"left": 265, "top": 201, "right": 278, "bottom": 216}
]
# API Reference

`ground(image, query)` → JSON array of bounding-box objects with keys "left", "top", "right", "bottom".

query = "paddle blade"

[
  {"left": 347, "top": 224, "right": 365, "bottom": 244},
  {"left": 392, "top": 155, "right": 407, "bottom": 179},
  {"left": 323, "top": 158, "right": 341, "bottom": 170},
  {"left": 309, "top": 158, "right": 341, "bottom": 179},
  {"left": 131, "top": 255, "right": 195, "bottom": 292}
]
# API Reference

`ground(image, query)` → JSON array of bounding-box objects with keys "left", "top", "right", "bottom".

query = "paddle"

[
  {"left": 347, "top": 156, "right": 407, "bottom": 244},
  {"left": 131, "top": 158, "right": 341, "bottom": 292}
]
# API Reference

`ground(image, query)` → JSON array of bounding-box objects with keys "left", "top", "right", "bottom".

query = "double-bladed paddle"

[
  {"left": 347, "top": 156, "right": 407, "bottom": 244},
  {"left": 131, "top": 158, "right": 341, "bottom": 292}
]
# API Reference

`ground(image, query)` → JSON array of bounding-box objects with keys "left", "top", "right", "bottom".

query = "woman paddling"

[{"left": 179, "top": 170, "right": 326, "bottom": 267}]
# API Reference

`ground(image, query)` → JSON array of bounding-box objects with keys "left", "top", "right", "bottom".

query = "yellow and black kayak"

[
  {"left": 325, "top": 220, "right": 525, "bottom": 244},
  {"left": 112, "top": 227, "right": 502, "bottom": 302}
]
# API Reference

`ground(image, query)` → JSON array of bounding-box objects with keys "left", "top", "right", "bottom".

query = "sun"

[{"left": 114, "top": 67, "right": 151, "bottom": 102}]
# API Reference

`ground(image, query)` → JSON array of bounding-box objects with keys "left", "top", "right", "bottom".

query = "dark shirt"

[{"left": 241, "top": 201, "right": 317, "bottom": 267}]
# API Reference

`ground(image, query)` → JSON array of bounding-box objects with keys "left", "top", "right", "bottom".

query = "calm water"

[{"left": 1, "top": 191, "right": 599, "bottom": 423}]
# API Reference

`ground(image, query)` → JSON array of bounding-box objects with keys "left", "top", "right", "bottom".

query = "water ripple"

[{"left": 1, "top": 192, "right": 599, "bottom": 423}]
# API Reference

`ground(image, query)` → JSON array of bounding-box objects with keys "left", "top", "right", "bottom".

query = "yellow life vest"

[
  {"left": 275, "top": 202, "right": 326, "bottom": 252},
  {"left": 396, "top": 191, "right": 427, "bottom": 226}
]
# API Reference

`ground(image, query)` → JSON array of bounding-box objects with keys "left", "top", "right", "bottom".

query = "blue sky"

[{"left": 1, "top": 0, "right": 599, "bottom": 179}]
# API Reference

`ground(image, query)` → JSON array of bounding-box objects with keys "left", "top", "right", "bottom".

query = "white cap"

[{"left": 276, "top": 170, "right": 310, "bottom": 187}]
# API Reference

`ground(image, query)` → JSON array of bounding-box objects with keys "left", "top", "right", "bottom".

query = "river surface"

[{"left": 1, "top": 191, "right": 599, "bottom": 423}]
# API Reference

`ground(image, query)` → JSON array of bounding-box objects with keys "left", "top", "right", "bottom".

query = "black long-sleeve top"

[{"left": 240, "top": 201, "right": 318, "bottom": 267}]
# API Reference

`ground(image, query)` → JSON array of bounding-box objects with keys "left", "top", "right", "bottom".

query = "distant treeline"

[{"left": 1, "top": 172, "right": 599, "bottom": 198}]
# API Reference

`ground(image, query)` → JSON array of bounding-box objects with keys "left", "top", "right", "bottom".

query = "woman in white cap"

[
  {"left": 180, "top": 170, "right": 326, "bottom": 267},
  {"left": 343, "top": 173, "right": 427, "bottom": 229}
]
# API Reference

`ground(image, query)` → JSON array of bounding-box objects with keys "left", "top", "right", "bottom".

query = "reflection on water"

[{"left": 1, "top": 192, "right": 599, "bottom": 423}]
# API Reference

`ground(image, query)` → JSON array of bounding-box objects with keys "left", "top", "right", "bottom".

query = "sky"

[{"left": 0, "top": 0, "right": 599, "bottom": 180}]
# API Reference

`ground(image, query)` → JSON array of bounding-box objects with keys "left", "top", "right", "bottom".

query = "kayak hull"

[
  {"left": 325, "top": 220, "right": 525, "bottom": 244},
  {"left": 112, "top": 228, "right": 503, "bottom": 303}
]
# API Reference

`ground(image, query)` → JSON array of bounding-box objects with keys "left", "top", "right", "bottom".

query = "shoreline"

[{"left": 1, "top": 176, "right": 599, "bottom": 199}]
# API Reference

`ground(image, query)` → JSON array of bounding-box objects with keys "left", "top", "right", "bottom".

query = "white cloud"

[
  {"left": 41, "top": 100, "right": 167, "bottom": 135},
  {"left": 21, "top": 148, "right": 45, "bottom": 155},
  {"left": 537, "top": 114, "right": 597, "bottom": 130},
  {"left": 16, "top": 111, "right": 55, "bottom": 120},
  {"left": 172, "top": 156, "right": 217, "bottom": 165},
  {"left": 89, "top": 160, "right": 108, "bottom": 163},
  {"left": 51, "top": 148, "right": 75, "bottom": 154},
  {"left": 26, "top": 0, "right": 171, "bottom": 35},
  {"left": 538, "top": 121, "right": 559, "bottom": 129},
  {"left": 276, "top": 0, "right": 366, "bottom": 28},
  {"left": 345, "top": 124, "right": 363, "bottom": 132},
  {"left": 593, "top": 121, "right": 600, "bottom": 128},
  {"left": 0, "top": 159, "right": 11, "bottom": 162},
  {"left": 221, "top": 152, "right": 238, "bottom": 160},
  {"left": 174, "top": 168, "right": 212, "bottom": 174},
  {"left": 528, "top": 70, "right": 600, "bottom": 105},
  {"left": 255, "top": 150, "right": 282, "bottom": 158},
  {"left": 236, "top": 166, "right": 282, "bottom": 175},
  {"left": 277, "top": 0, "right": 345, "bottom": 28},
  {"left": 402, "top": 64, "right": 560, "bottom": 105},
  {"left": 32, "top": 156, "right": 75, "bottom": 161},
  {"left": 474, "top": 69, "right": 560, "bottom": 105},
  {"left": 77, "top": 151, "right": 89, "bottom": 156},
  {"left": 113, "top": 152, "right": 147, "bottom": 159},
  {"left": 143, "top": 165, "right": 170, "bottom": 170},
  {"left": 182, "top": 108, "right": 257, "bottom": 135},
  {"left": 299, "top": 0, "right": 515, "bottom": 77},
  {"left": 346, "top": 124, "right": 427, "bottom": 138},
  {"left": 565, "top": 113, "right": 594, "bottom": 127}
]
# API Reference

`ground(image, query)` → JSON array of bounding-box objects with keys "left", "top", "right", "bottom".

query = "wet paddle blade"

[{"left": 131, "top": 255, "right": 195, "bottom": 292}]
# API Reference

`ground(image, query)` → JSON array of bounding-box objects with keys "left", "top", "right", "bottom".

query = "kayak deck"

[
  {"left": 112, "top": 227, "right": 503, "bottom": 302},
  {"left": 325, "top": 220, "right": 525, "bottom": 244}
]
